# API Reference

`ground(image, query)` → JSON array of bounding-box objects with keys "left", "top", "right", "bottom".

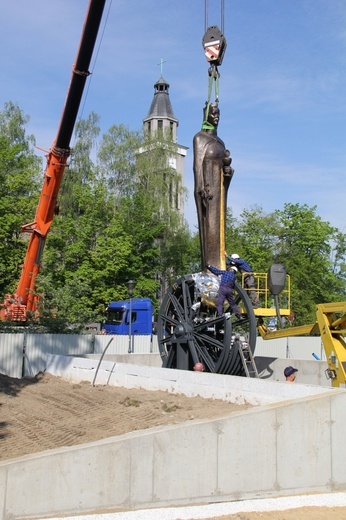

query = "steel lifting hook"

[{"left": 203, "top": 0, "right": 227, "bottom": 66}]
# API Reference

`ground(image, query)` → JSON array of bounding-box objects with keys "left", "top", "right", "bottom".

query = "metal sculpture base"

[{"left": 157, "top": 273, "right": 257, "bottom": 376}]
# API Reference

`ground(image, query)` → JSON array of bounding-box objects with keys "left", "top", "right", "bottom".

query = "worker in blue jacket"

[
  {"left": 225, "top": 252, "right": 260, "bottom": 307},
  {"left": 207, "top": 264, "right": 243, "bottom": 319}
]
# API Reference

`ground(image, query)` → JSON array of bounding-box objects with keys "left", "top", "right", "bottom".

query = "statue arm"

[{"left": 193, "top": 134, "right": 205, "bottom": 195}]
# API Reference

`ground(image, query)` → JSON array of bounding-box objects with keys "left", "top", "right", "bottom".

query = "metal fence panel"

[
  {"left": 0, "top": 334, "right": 24, "bottom": 378},
  {"left": 254, "top": 336, "right": 326, "bottom": 361},
  {"left": 151, "top": 335, "right": 159, "bottom": 353},
  {"left": 285, "top": 336, "right": 326, "bottom": 361},
  {"left": 24, "top": 334, "right": 92, "bottom": 376},
  {"left": 94, "top": 335, "right": 158, "bottom": 355},
  {"left": 0, "top": 332, "right": 325, "bottom": 379}
]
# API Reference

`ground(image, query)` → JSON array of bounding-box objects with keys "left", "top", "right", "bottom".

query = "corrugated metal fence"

[
  {"left": 0, "top": 334, "right": 159, "bottom": 378},
  {"left": 0, "top": 333, "right": 324, "bottom": 378}
]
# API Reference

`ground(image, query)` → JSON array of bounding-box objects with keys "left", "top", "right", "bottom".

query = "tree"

[
  {"left": 224, "top": 202, "right": 346, "bottom": 325},
  {"left": 225, "top": 206, "right": 276, "bottom": 271},
  {"left": 330, "top": 230, "right": 346, "bottom": 297},
  {"left": 133, "top": 130, "right": 190, "bottom": 298},
  {"left": 36, "top": 120, "right": 191, "bottom": 325},
  {"left": 36, "top": 114, "right": 105, "bottom": 325},
  {"left": 97, "top": 123, "right": 141, "bottom": 200},
  {"left": 0, "top": 102, "right": 41, "bottom": 295},
  {"left": 274, "top": 203, "right": 344, "bottom": 324}
]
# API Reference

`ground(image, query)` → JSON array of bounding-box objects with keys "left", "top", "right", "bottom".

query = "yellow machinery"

[
  {"left": 241, "top": 271, "right": 292, "bottom": 320},
  {"left": 242, "top": 273, "right": 346, "bottom": 388}
]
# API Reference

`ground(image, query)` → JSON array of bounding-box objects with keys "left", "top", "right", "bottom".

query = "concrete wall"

[
  {"left": 255, "top": 356, "right": 331, "bottom": 387},
  {"left": 1, "top": 389, "right": 345, "bottom": 518},
  {"left": 85, "top": 352, "right": 163, "bottom": 368},
  {"left": 45, "top": 355, "right": 334, "bottom": 405},
  {"left": 1, "top": 355, "right": 345, "bottom": 520},
  {"left": 81, "top": 352, "right": 331, "bottom": 388}
]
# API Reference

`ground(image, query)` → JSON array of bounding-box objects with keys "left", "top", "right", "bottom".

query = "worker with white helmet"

[
  {"left": 206, "top": 263, "right": 244, "bottom": 320},
  {"left": 225, "top": 252, "right": 260, "bottom": 308}
]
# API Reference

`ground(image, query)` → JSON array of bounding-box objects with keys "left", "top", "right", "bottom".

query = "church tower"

[{"left": 143, "top": 74, "right": 188, "bottom": 217}]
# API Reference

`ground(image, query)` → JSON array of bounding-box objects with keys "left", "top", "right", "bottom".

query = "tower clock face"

[{"left": 169, "top": 157, "right": 177, "bottom": 169}]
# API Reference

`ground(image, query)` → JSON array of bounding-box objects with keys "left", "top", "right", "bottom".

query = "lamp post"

[{"left": 127, "top": 280, "right": 135, "bottom": 354}]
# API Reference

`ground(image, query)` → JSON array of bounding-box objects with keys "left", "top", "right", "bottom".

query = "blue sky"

[{"left": 1, "top": 0, "right": 345, "bottom": 234}]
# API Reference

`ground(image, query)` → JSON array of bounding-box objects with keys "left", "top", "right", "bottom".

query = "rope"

[
  {"left": 201, "top": 68, "right": 220, "bottom": 130},
  {"left": 202, "top": 119, "right": 215, "bottom": 131},
  {"left": 205, "top": 0, "right": 208, "bottom": 32}
]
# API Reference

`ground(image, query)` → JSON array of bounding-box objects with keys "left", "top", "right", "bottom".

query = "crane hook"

[{"left": 203, "top": 0, "right": 227, "bottom": 67}]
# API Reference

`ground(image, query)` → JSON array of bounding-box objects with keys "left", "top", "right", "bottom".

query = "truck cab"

[{"left": 102, "top": 298, "right": 154, "bottom": 335}]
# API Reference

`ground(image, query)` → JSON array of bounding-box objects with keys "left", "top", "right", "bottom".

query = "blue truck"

[{"left": 102, "top": 298, "right": 154, "bottom": 335}]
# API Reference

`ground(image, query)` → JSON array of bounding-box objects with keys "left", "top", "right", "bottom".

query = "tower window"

[{"left": 158, "top": 120, "right": 163, "bottom": 130}]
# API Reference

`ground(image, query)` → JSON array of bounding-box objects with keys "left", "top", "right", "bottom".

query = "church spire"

[{"left": 143, "top": 69, "right": 178, "bottom": 141}]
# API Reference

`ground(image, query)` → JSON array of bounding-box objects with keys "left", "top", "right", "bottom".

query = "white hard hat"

[
  {"left": 230, "top": 266, "right": 238, "bottom": 272},
  {"left": 231, "top": 253, "right": 240, "bottom": 259}
]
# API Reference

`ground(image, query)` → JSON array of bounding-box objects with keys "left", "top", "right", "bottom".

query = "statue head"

[{"left": 202, "top": 102, "right": 220, "bottom": 130}]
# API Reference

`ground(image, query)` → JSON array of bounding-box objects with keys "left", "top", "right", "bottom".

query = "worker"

[
  {"left": 284, "top": 366, "right": 298, "bottom": 382},
  {"left": 225, "top": 252, "right": 260, "bottom": 308},
  {"left": 207, "top": 264, "right": 243, "bottom": 320}
]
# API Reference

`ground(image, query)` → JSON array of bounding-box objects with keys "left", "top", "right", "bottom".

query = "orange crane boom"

[{"left": 1, "top": 0, "right": 106, "bottom": 322}]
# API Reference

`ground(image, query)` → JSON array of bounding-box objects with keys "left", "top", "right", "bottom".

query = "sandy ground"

[
  {"left": 0, "top": 371, "right": 250, "bottom": 462},
  {"left": 198, "top": 506, "right": 346, "bottom": 519},
  {"left": 1, "top": 372, "right": 345, "bottom": 519}
]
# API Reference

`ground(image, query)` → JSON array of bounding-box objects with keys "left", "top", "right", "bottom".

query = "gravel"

[{"left": 37, "top": 492, "right": 346, "bottom": 520}]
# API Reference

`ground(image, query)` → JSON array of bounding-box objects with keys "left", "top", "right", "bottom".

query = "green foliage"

[
  {"left": 273, "top": 203, "right": 343, "bottom": 324},
  {"left": 332, "top": 231, "right": 346, "bottom": 297},
  {"left": 0, "top": 102, "right": 41, "bottom": 294},
  {"left": 34, "top": 119, "right": 191, "bottom": 325},
  {"left": 225, "top": 205, "right": 276, "bottom": 271},
  {"left": 98, "top": 123, "right": 141, "bottom": 198},
  {"left": 225, "top": 202, "right": 346, "bottom": 325}
]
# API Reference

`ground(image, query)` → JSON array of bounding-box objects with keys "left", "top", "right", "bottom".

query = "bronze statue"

[{"left": 193, "top": 102, "right": 234, "bottom": 270}]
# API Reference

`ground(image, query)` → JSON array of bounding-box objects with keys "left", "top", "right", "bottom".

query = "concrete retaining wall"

[
  {"left": 75, "top": 352, "right": 332, "bottom": 388},
  {"left": 1, "top": 355, "right": 345, "bottom": 519},
  {"left": 45, "top": 355, "right": 334, "bottom": 405},
  {"left": 1, "top": 391, "right": 345, "bottom": 518},
  {"left": 57, "top": 354, "right": 331, "bottom": 394}
]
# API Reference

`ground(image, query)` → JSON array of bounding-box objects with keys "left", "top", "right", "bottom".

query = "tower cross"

[{"left": 157, "top": 57, "right": 166, "bottom": 75}]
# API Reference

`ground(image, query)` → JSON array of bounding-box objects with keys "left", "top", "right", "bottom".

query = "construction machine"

[
  {"left": 259, "top": 302, "right": 346, "bottom": 388},
  {"left": 0, "top": 0, "right": 106, "bottom": 322},
  {"left": 239, "top": 264, "right": 346, "bottom": 388}
]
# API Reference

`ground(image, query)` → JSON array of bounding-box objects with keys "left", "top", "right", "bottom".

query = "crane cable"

[
  {"left": 205, "top": 0, "right": 225, "bottom": 33},
  {"left": 202, "top": 0, "right": 226, "bottom": 130}
]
